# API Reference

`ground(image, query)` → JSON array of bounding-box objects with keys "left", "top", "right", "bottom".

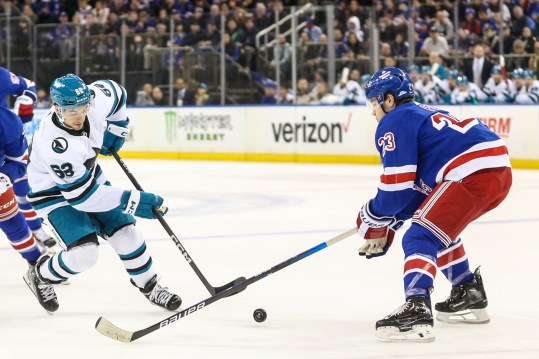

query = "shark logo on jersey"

[{"left": 52, "top": 137, "right": 68, "bottom": 153}]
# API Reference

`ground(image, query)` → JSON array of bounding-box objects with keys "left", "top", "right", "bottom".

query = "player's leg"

[
  {"left": 413, "top": 167, "right": 512, "bottom": 324},
  {"left": 13, "top": 176, "right": 56, "bottom": 248},
  {"left": 375, "top": 224, "right": 438, "bottom": 343},
  {"left": 25, "top": 206, "right": 101, "bottom": 313},
  {"left": 94, "top": 209, "right": 181, "bottom": 311}
]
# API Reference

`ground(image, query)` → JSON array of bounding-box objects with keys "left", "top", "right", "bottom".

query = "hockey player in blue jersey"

[
  {"left": 0, "top": 104, "right": 57, "bottom": 310},
  {"left": 0, "top": 66, "right": 57, "bottom": 249},
  {"left": 25, "top": 74, "right": 181, "bottom": 314},
  {"left": 357, "top": 67, "right": 512, "bottom": 342}
]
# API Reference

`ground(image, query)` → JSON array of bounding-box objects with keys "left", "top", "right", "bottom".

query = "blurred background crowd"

[{"left": 1, "top": 0, "right": 539, "bottom": 106}]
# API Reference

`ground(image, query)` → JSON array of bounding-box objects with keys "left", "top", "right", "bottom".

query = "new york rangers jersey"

[
  {"left": 0, "top": 106, "right": 28, "bottom": 181},
  {"left": 371, "top": 101, "right": 511, "bottom": 219},
  {"left": 0, "top": 67, "right": 36, "bottom": 107},
  {"left": 27, "top": 80, "right": 128, "bottom": 216}
]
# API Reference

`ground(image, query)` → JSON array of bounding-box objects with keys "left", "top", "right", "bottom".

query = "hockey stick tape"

[{"left": 107, "top": 123, "right": 131, "bottom": 138}]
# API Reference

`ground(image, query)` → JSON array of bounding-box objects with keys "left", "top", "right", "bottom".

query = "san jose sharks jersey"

[
  {"left": 370, "top": 101, "right": 511, "bottom": 219},
  {"left": 27, "top": 79, "right": 128, "bottom": 216}
]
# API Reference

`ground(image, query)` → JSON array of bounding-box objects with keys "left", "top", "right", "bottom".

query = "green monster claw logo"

[{"left": 164, "top": 111, "right": 177, "bottom": 143}]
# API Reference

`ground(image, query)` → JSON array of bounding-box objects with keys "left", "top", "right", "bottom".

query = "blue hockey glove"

[
  {"left": 100, "top": 119, "right": 130, "bottom": 156},
  {"left": 120, "top": 190, "right": 168, "bottom": 219}
]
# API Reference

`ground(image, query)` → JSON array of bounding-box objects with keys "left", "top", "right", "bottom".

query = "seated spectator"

[
  {"left": 309, "top": 81, "right": 342, "bottom": 105},
  {"left": 433, "top": 10, "right": 454, "bottom": 42},
  {"left": 135, "top": 83, "right": 154, "bottom": 106},
  {"left": 36, "top": 89, "right": 50, "bottom": 109},
  {"left": 506, "top": 39, "right": 529, "bottom": 72},
  {"left": 261, "top": 82, "right": 277, "bottom": 104},
  {"left": 151, "top": 86, "right": 166, "bottom": 106},
  {"left": 420, "top": 26, "right": 449, "bottom": 58},
  {"left": 278, "top": 84, "right": 294, "bottom": 104},
  {"left": 520, "top": 26, "right": 536, "bottom": 54},
  {"left": 528, "top": 41, "right": 539, "bottom": 78},
  {"left": 461, "top": 8, "right": 481, "bottom": 39},
  {"left": 482, "top": 23, "right": 500, "bottom": 55},
  {"left": 304, "top": 17, "right": 323, "bottom": 43},
  {"left": 196, "top": 83, "right": 211, "bottom": 106},
  {"left": 512, "top": 5, "right": 536, "bottom": 37},
  {"left": 296, "top": 78, "right": 312, "bottom": 104}
]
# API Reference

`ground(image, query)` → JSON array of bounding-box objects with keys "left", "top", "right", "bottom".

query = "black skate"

[
  {"left": 23, "top": 256, "right": 59, "bottom": 314},
  {"left": 375, "top": 296, "right": 435, "bottom": 342},
  {"left": 132, "top": 275, "right": 182, "bottom": 311},
  {"left": 435, "top": 267, "right": 489, "bottom": 324},
  {"left": 33, "top": 228, "right": 57, "bottom": 249}
]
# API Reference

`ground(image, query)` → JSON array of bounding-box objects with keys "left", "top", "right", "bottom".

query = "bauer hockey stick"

[
  {"left": 110, "top": 149, "right": 246, "bottom": 296},
  {"left": 95, "top": 227, "right": 357, "bottom": 342}
]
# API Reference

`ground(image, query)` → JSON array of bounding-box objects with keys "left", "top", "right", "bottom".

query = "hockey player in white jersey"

[
  {"left": 509, "top": 68, "right": 539, "bottom": 104},
  {"left": 25, "top": 74, "right": 181, "bottom": 313},
  {"left": 483, "top": 65, "right": 515, "bottom": 103},
  {"left": 450, "top": 75, "right": 488, "bottom": 104},
  {"left": 332, "top": 68, "right": 366, "bottom": 105}
]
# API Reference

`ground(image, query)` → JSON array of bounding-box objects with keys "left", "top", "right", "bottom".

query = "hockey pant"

[{"left": 401, "top": 167, "right": 512, "bottom": 298}]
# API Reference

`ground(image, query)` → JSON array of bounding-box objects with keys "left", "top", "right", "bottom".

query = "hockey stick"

[
  {"left": 110, "top": 149, "right": 246, "bottom": 297},
  {"left": 95, "top": 227, "right": 357, "bottom": 342}
]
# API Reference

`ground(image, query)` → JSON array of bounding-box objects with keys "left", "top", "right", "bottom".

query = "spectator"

[
  {"left": 135, "top": 83, "right": 154, "bottom": 106},
  {"left": 461, "top": 8, "right": 481, "bottom": 39},
  {"left": 433, "top": 10, "right": 454, "bottom": 42},
  {"left": 520, "top": 26, "right": 537, "bottom": 54},
  {"left": 204, "top": 20, "right": 221, "bottom": 46},
  {"left": 261, "top": 82, "right": 277, "bottom": 104},
  {"left": 182, "top": 20, "right": 206, "bottom": 47},
  {"left": 151, "top": 86, "right": 166, "bottom": 106},
  {"left": 196, "top": 83, "right": 211, "bottom": 106},
  {"left": 304, "top": 17, "right": 323, "bottom": 43},
  {"left": 482, "top": 23, "right": 500, "bottom": 55},
  {"left": 278, "top": 84, "right": 294, "bottom": 104},
  {"left": 76, "top": 0, "right": 93, "bottom": 25},
  {"left": 506, "top": 39, "right": 529, "bottom": 72},
  {"left": 512, "top": 6, "right": 535, "bottom": 37},
  {"left": 420, "top": 26, "right": 449, "bottom": 58},
  {"left": 54, "top": 12, "right": 74, "bottom": 59},
  {"left": 227, "top": 18, "right": 245, "bottom": 44},
  {"left": 345, "top": 16, "right": 364, "bottom": 43},
  {"left": 93, "top": 0, "right": 109, "bottom": 25},
  {"left": 310, "top": 81, "right": 341, "bottom": 105},
  {"left": 35, "top": 89, "right": 50, "bottom": 109},
  {"left": 270, "top": 34, "right": 292, "bottom": 79},
  {"left": 501, "top": 23, "right": 517, "bottom": 55},
  {"left": 296, "top": 78, "right": 312, "bottom": 104}
]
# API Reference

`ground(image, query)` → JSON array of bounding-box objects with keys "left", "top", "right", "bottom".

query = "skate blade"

[
  {"left": 436, "top": 309, "right": 490, "bottom": 324},
  {"left": 376, "top": 325, "right": 435, "bottom": 343},
  {"left": 23, "top": 274, "right": 55, "bottom": 316}
]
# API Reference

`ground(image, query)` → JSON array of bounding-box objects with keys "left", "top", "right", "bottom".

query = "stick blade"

[
  {"left": 95, "top": 317, "right": 134, "bottom": 343},
  {"left": 215, "top": 276, "right": 247, "bottom": 297}
]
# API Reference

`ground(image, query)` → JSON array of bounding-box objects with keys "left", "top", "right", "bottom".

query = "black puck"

[{"left": 253, "top": 308, "right": 267, "bottom": 322}]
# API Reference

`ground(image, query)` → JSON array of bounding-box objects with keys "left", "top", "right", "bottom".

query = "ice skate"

[
  {"left": 33, "top": 227, "right": 57, "bottom": 249},
  {"left": 132, "top": 275, "right": 182, "bottom": 311},
  {"left": 435, "top": 267, "right": 490, "bottom": 324},
  {"left": 23, "top": 256, "right": 59, "bottom": 314},
  {"left": 375, "top": 296, "right": 435, "bottom": 343}
]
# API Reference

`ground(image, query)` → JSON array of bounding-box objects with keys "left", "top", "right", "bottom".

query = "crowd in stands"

[{"left": 2, "top": 0, "right": 539, "bottom": 105}]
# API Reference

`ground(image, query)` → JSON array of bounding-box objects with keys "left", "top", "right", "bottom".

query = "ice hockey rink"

[{"left": 0, "top": 159, "right": 537, "bottom": 359}]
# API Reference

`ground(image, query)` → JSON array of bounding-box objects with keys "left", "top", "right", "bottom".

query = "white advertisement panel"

[{"left": 124, "top": 107, "right": 246, "bottom": 153}]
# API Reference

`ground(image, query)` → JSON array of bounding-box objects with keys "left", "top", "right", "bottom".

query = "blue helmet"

[
  {"left": 365, "top": 67, "right": 415, "bottom": 105},
  {"left": 50, "top": 74, "right": 92, "bottom": 109},
  {"left": 491, "top": 65, "right": 501, "bottom": 75},
  {"left": 447, "top": 69, "right": 459, "bottom": 79},
  {"left": 524, "top": 69, "right": 536, "bottom": 79},
  {"left": 408, "top": 65, "right": 420, "bottom": 74}
]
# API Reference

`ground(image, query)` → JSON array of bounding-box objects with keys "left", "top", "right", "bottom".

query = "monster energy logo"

[
  {"left": 165, "top": 111, "right": 177, "bottom": 143},
  {"left": 164, "top": 110, "right": 233, "bottom": 143}
]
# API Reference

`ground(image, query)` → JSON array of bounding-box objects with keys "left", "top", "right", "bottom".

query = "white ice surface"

[{"left": 0, "top": 159, "right": 537, "bottom": 359}]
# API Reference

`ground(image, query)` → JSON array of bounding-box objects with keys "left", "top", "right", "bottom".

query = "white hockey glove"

[
  {"left": 356, "top": 200, "right": 403, "bottom": 259},
  {"left": 0, "top": 172, "right": 13, "bottom": 194}
]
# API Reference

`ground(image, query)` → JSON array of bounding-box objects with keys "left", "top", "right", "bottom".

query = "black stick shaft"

[
  {"left": 110, "top": 150, "right": 216, "bottom": 294},
  {"left": 95, "top": 228, "right": 356, "bottom": 342}
]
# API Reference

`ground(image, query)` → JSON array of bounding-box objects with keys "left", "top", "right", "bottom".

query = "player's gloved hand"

[
  {"left": 100, "top": 119, "right": 130, "bottom": 156},
  {"left": 0, "top": 172, "right": 13, "bottom": 194},
  {"left": 356, "top": 200, "right": 403, "bottom": 259},
  {"left": 120, "top": 190, "right": 168, "bottom": 219},
  {"left": 14, "top": 90, "right": 36, "bottom": 123}
]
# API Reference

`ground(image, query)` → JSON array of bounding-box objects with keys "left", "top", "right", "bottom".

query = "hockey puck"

[{"left": 253, "top": 308, "right": 267, "bottom": 323}]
